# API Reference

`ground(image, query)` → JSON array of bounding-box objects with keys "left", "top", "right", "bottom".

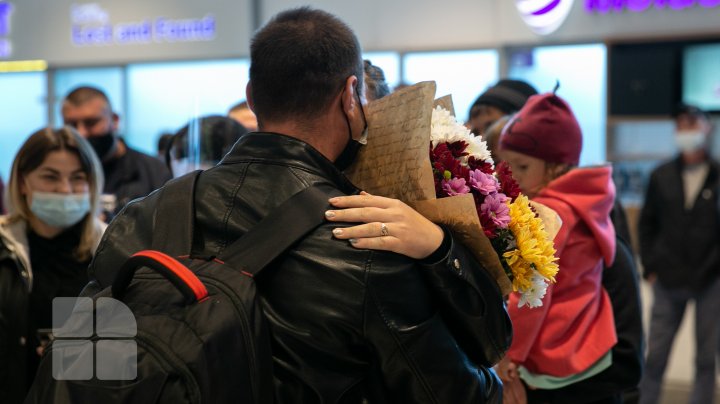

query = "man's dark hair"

[
  {"left": 64, "top": 85, "right": 113, "bottom": 110},
  {"left": 673, "top": 103, "right": 711, "bottom": 122},
  {"left": 364, "top": 59, "right": 391, "bottom": 101},
  {"left": 249, "top": 7, "right": 363, "bottom": 125}
]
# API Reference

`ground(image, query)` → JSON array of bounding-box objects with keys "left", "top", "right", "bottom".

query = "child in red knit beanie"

[{"left": 497, "top": 92, "right": 618, "bottom": 403}]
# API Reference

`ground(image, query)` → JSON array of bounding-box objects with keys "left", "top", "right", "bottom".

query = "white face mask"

[
  {"left": 675, "top": 131, "right": 706, "bottom": 153},
  {"left": 30, "top": 191, "right": 91, "bottom": 228}
]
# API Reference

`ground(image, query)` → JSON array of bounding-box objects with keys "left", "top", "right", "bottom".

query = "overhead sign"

[
  {"left": 516, "top": 0, "right": 575, "bottom": 35},
  {"left": 585, "top": 0, "right": 720, "bottom": 13},
  {"left": 4, "top": 0, "right": 250, "bottom": 65},
  {"left": 70, "top": 3, "right": 216, "bottom": 47}
]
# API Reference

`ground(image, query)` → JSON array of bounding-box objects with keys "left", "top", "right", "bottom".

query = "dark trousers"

[
  {"left": 638, "top": 277, "right": 720, "bottom": 404},
  {"left": 525, "top": 386, "right": 622, "bottom": 404}
]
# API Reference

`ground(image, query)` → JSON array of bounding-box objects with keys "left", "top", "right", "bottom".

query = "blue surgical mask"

[{"left": 30, "top": 191, "right": 91, "bottom": 228}]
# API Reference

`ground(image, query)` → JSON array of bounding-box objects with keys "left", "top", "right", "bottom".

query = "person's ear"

[
  {"left": 111, "top": 112, "right": 120, "bottom": 132},
  {"left": 340, "top": 75, "right": 359, "bottom": 117},
  {"left": 546, "top": 163, "right": 570, "bottom": 181}
]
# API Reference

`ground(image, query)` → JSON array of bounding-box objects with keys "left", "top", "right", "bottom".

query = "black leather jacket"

[
  {"left": 0, "top": 239, "right": 30, "bottom": 404},
  {"left": 90, "top": 132, "right": 512, "bottom": 403},
  {"left": 639, "top": 156, "right": 720, "bottom": 290}
]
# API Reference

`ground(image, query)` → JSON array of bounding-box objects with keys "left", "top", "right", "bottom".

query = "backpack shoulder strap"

[
  {"left": 220, "top": 185, "right": 330, "bottom": 276},
  {"left": 151, "top": 170, "right": 202, "bottom": 255}
]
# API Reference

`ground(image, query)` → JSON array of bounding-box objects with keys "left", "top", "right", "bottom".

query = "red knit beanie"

[{"left": 499, "top": 93, "right": 582, "bottom": 166}]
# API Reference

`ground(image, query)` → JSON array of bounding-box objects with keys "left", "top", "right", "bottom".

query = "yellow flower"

[{"left": 503, "top": 195, "right": 559, "bottom": 294}]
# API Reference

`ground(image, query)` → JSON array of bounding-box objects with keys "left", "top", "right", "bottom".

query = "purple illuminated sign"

[
  {"left": 586, "top": 0, "right": 720, "bottom": 13},
  {"left": 70, "top": 4, "right": 216, "bottom": 47},
  {"left": 0, "top": 1, "right": 13, "bottom": 58},
  {"left": 0, "top": 39, "right": 9, "bottom": 58},
  {"left": 0, "top": 2, "right": 12, "bottom": 36}
]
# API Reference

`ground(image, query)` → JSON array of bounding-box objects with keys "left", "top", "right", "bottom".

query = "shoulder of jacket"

[
  {"left": 90, "top": 218, "right": 108, "bottom": 254},
  {"left": 0, "top": 216, "right": 25, "bottom": 248}
]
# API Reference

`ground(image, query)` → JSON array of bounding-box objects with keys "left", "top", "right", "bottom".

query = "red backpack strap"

[{"left": 113, "top": 250, "right": 208, "bottom": 304}]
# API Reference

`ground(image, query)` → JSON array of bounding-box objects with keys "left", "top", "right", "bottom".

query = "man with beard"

[{"left": 61, "top": 86, "right": 171, "bottom": 216}]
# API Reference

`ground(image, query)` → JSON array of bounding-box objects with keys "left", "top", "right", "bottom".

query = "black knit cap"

[{"left": 470, "top": 79, "right": 539, "bottom": 115}]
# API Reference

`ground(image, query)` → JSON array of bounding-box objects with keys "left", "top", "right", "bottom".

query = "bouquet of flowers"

[
  {"left": 430, "top": 106, "right": 558, "bottom": 308},
  {"left": 345, "top": 81, "right": 560, "bottom": 308}
]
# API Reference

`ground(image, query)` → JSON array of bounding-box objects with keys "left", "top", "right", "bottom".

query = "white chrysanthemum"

[
  {"left": 430, "top": 106, "right": 467, "bottom": 147},
  {"left": 517, "top": 273, "right": 549, "bottom": 309},
  {"left": 430, "top": 106, "right": 493, "bottom": 165},
  {"left": 465, "top": 132, "right": 493, "bottom": 166}
]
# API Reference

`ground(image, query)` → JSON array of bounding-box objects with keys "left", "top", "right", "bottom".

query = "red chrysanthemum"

[{"left": 497, "top": 161, "right": 521, "bottom": 201}]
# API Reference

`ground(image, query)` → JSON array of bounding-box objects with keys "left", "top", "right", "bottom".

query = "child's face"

[{"left": 500, "top": 149, "right": 547, "bottom": 198}]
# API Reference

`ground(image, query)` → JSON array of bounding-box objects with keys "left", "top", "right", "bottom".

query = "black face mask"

[
  {"left": 334, "top": 92, "right": 368, "bottom": 172},
  {"left": 87, "top": 131, "right": 117, "bottom": 162}
]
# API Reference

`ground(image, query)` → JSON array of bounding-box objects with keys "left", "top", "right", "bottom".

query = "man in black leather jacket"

[{"left": 89, "top": 7, "right": 511, "bottom": 403}]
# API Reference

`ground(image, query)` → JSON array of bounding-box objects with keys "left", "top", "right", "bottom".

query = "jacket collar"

[
  {"left": 0, "top": 216, "right": 107, "bottom": 292},
  {"left": 220, "top": 132, "right": 359, "bottom": 195},
  {"left": 673, "top": 155, "right": 720, "bottom": 183}
]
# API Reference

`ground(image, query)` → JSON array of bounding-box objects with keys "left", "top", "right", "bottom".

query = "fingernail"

[
  {"left": 325, "top": 211, "right": 336, "bottom": 219},
  {"left": 349, "top": 239, "right": 358, "bottom": 245},
  {"left": 328, "top": 197, "right": 339, "bottom": 204},
  {"left": 332, "top": 228, "right": 343, "bottom": 236}
]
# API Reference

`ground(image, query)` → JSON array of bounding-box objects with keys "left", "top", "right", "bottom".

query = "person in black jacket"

[
  {"left": 83, "top": 7, "right": 511, "bottom": 403},
  {"left": 0, "top": 127, "right": 106, "bottom": 404},
  {"left": 61, "top": 86, "right": 172, "bottom": 217},
  {"left": 638, "top": 104, "right": 720, "bottom": 404}
]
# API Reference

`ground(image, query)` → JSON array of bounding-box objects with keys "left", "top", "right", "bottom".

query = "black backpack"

[{"left": 25, "top": 171, "right": 329, "bottom": 404}]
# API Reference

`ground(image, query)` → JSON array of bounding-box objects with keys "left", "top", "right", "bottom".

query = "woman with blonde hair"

[{"left": 0, "top": 127, "right": 105, "bottom": 403}]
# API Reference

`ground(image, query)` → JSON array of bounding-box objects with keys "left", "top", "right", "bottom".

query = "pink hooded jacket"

[{"left": 507, "top": 165, "right": 617, "bottom": 377}]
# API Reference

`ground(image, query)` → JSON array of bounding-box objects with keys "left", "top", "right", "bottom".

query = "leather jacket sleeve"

[
  {"left": 0, "top": 254, "right": 30, "bottom": 404},
  {"left": 420, "top": 227, "right": 512, "bottom": 367},
  {"left": 363, "top": 249, "right": 503, "bottom": 404}
]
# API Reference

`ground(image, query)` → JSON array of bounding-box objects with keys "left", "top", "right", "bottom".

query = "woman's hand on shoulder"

[{"left": 325, "top": 192, "right": 444, "bottom": 260}]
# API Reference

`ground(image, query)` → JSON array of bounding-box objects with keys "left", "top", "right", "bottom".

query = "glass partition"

[
  {"left": 126, "top": 59, "right": 250, "bottom": 155},
  {"left": 508, "top": 44, "right": 607, "bottom": 166},
  {"left": 403, "top": 50, "right": 499, "bottom": 124},
  {"left": 0, "top": 72, "right": 47, "bottom": 183}
]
